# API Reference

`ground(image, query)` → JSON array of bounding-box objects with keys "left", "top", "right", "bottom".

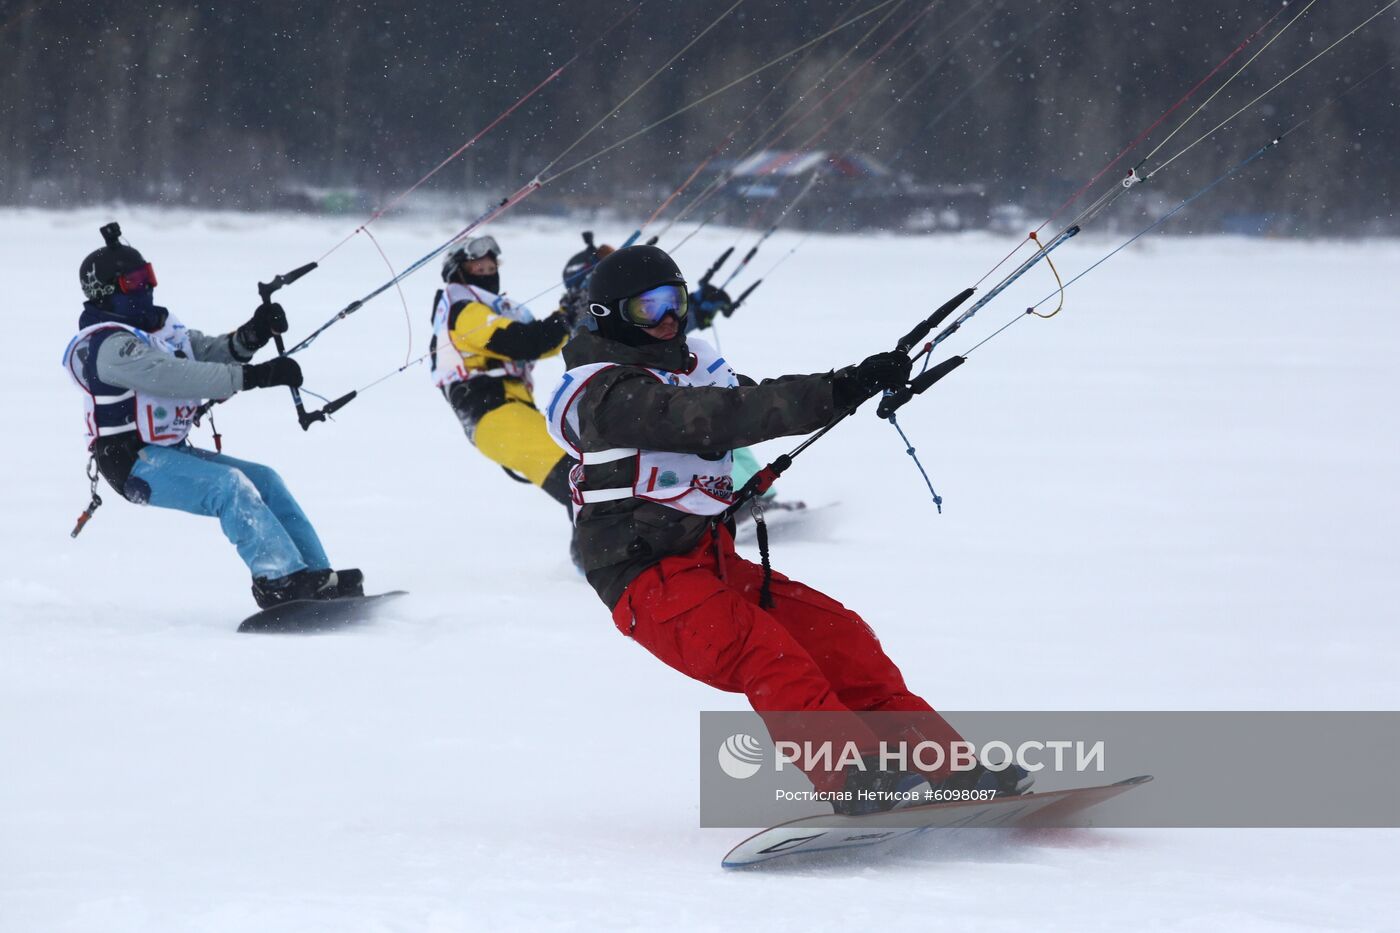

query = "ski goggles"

[
  {"left": 616, "top": 284, "right": 688, "bottom": 327},
  {"left": 460, "top": 235, "right": 501, "bottom": 262},
  {"left": 116, "top": 262, "right": 158, "bottom": 293}
]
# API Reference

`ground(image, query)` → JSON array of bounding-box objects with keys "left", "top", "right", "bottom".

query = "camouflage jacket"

[{"left": 560, "top": 330, "right": 838, "bottom": 608}]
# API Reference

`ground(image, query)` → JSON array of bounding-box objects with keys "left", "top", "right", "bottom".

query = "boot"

[
  {"left": 832, "top": 757, "right": 1033, "bottom": 816},
  {"left": 542, "top": 457, "right": 575, "bottom": 509},
  {"left": 251, "top": 568, "right": 338, "bottom": 609},
  {"left": 926, "top": 760, "right": 1034, "bottom": 798},
  {"left": 333, "top": 568, "right": 364, "bottom": 598},
  {"left": 833, "top": 764, "right": 932, "bottom": 816}
]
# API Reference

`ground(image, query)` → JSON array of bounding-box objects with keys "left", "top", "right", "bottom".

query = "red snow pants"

[{"left": 611, "top": 525, "right": 966, "bottom": 792}]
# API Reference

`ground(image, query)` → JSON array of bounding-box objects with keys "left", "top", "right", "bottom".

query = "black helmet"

[
  {"left": 562, "top": 247, "right": 598, "bottom": 290},
  {"left": 587, "top": 245, "right": 685, "bottom": 311},
  {"left": 561, "top": 231, "right": 617, "bottom": 291},
  {"left": 586, "top": 246, "right": 688, "bottom": 347},
  {"left": 79, "top": 222, "right": 151, "bottom": 303}
]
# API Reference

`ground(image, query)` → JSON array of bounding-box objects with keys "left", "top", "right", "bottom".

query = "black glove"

[
  {"left": 242, "top": 357, "right": 303, "bottom": 390},
  {"left": 690, "top": 283, "right": 735, "bottom": 330},
  {"left": 543, "top": 309, "right": 575, "bottom": 341},
  {"left": 559, "top": 288, "right": 588, "bottom": 329},
  {"left": 831, "top": 350, "right": 912, "bottom": 411},
  {"left": 236, "top": 302, "right": 289, "bottom": 352}
]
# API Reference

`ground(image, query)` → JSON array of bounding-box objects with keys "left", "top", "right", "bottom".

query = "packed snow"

[{"left": 2, "top": 208, "right": 1397, "bottom": 932}]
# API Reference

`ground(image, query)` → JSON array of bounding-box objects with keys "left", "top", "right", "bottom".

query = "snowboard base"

[
  {"left": 238, "top": 590, "right": 408, "bottom": 634},
  {"left": 733, "top": 500, "right": 837, "bottom": 541},
  {"left": 722, "top": 774, "right": 1153, "bottom": 869},
  {"left": 734, "top": 498, "right": 810, "bottom": 524}
]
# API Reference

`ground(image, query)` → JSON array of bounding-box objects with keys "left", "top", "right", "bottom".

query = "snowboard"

[
  {"left": 721, "top": 774, "right": 1153, "bottom": 869},
  {"left": 733, "top": 500, "right": 836, "bottom": 541},
  {"left": 237, "top": 590, "right": 408, "bottom": 634}
]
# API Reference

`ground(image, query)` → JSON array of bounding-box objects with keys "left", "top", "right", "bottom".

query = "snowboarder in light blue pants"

[
  {"left": 128, "top": 444, "right": 329, "bottom": 581},
  {"left": 63, "top": 222, "right": 362, "bottom": 609}
]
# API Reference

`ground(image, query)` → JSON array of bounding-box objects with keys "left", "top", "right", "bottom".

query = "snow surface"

[{"left": 2, "top": 208, "right": 1398, "bottom": 932}]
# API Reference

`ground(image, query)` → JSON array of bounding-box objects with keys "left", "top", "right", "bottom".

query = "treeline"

[{"left": 2, "top": 0, "right": 1396, "bottom": 232}]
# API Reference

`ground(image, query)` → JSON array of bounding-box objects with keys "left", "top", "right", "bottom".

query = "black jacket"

[{"left": 560, "top": 330, "right": 838, "bottom": 607}]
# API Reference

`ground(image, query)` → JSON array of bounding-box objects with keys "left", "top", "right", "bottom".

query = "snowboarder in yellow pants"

[{"left": 427, "top": 234, "right": 577, "bottom": 507}]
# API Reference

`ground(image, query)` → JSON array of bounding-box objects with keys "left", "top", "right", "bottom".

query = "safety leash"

[
  {"left": 208, "top": 410, "right": 223, "bottom": 453},
  {"left": 752, "top": 503, "right": 775, "bottom": 609},
  {"left": 70, "top": 455, "right": 102, "bottom": 539}
]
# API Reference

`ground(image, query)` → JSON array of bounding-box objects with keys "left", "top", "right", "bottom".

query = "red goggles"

[{"left": 117, "top": 262, "right": 158, "bottom": 294}]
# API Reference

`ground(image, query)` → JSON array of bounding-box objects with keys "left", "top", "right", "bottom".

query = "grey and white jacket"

[
  {"left": 91, "top": 321, "right": 252, "bottom": 399},
  {"left": 64, "top": 307, "right": 258, "bottom": 496}
]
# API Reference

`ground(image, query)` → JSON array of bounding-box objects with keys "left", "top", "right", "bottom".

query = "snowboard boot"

[
  {"left": 333, "top": 568, "right": 365, "bottom": 598},
  {"left": 569, "top": 535, "right": 586, "bottom": 575},
  {"left": 832, "top": 757, "right": 1033, "bottom": 816},
  {"left": 833, "top": 763, "right": 933, "bottom": 816},
  {"left": 251, "top": 568, "right": 339, "bottom": 609},
  {"left": 927, "top": 760, "right": 1035, "bottom": 798}
]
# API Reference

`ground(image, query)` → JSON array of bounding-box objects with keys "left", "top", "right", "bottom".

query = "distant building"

[{"left": 705, "top": 149, "right": 988, "bottom": 232}]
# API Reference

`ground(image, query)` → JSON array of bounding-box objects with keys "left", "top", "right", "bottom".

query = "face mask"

[
  {"left": 106, "top": 289, "right": 169, "bottom": 333},
  {"left": 462, "top": 271, "right": 500, "bottom": 295}
]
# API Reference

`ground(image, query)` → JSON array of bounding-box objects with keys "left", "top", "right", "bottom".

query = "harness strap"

[
  {"left": 95, "top": 423, "right": 138, "bottom": 437},
  {"left": 582, "top": 447, "right": 636, "bottom": 465},
  {"left": 579, "top": 487, "right": 633, "bottom": 504}
]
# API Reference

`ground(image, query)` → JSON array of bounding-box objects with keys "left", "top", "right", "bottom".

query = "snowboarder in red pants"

[{"left": 545, "top": 245, "right": 1028, "bottom": 811}]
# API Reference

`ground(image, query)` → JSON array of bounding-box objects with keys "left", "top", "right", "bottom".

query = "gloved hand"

[
  {"left": 690, "top": 283, "right": 735, "bottom": 330},
  {"left": 559, "top": 287, "right": 589, "bottom": 329},
  {"left": 242, "top": 356, "right": 303, "bottom": 390},
  {"left": 236, "top": 302, "right": 289, "bottom": 352},
  {"left": 540, "top": 309, "right": 576, "bottom": 343},
  {"left": 831, "top": 350, "right": 912, "bottom": 411}
]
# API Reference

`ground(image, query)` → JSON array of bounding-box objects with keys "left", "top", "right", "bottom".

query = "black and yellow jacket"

[{"left": 429, "top": 283, "right": 571, "bottom": 424}]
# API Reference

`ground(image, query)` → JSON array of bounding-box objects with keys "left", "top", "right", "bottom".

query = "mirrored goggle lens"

[
  {"left": 463, "top": 235, "right": 501, "bottom": 261},
  {"left": 117, "top": 262, "right": 158, "bottom": 293},
  {"left": 619, "top": 285, "right": 688, "bottom": 327}
]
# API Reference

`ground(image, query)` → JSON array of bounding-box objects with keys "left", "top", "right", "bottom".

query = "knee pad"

[{"left": 122, "top": 475, "right": 152, "bottom": 505}]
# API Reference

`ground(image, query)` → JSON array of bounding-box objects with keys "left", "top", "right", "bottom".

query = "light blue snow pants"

[{"left": 128, "top": 444, "right": 330, "bottom": 580}]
